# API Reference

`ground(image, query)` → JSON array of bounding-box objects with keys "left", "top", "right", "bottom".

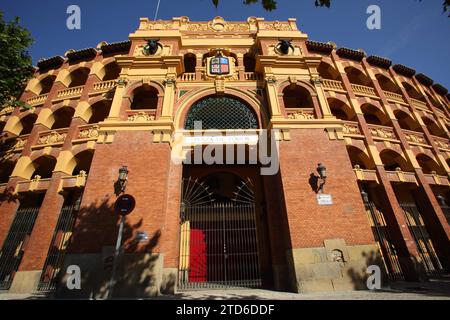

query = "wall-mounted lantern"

[
  {"left": 317, "top": 163, "right": 327, "bottom": 193},
  {"left": 118, "top": 166, "right": 129, "bottom": 193}
]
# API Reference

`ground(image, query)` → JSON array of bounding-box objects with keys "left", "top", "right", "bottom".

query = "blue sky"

[{"left": 2, "top": 0, "right": 449, "bottom": 88}]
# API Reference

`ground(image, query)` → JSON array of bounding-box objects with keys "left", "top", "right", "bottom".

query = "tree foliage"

[
  {"left": 0, "top": 11, "right": 34, "bottom": 110},
  {"left": 212, "top": 0, "right": 449, "bottom": 16}
]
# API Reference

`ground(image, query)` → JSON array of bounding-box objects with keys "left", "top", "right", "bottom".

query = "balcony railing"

[
  {"left": 56, "top": 85, "right": 84, "bottom": 99},
  {"left": 383, "top": 91, "right": 405, "bottom": 104},
  {"left": 367, "top": 124, "right": 397, "bottom": 141},
  {"left": 92, "top": 80, "right": 117, "bottom": 92},
  {"left": 26, "top": 93, "right": 48, "bottom": 107},
  {"left": 351, "top": 84, "right": 378, "bottom": 98},
  {"left": 178, "top": 73, "right": 196, "bottom": 81},
  {"left": 35, "top": 128, "right": 68, "bottom": 147},
  {"left": 353, "top": 166, "right": 378, "bottom": 182},
  {"left": 423, "top": 173, "right": 450, "bottom": 186},
  {"left": 385, "top": 169, "right": 417, "bottom": 184},
  {"left": 243, "top": 72, "right": 261, "bottom": 81},
  {"left": 402, "top": 129, "right": 428, "bottom": 146},
  {"left": 342, "top": 121, "right": 362, "bottom": 136},
  {"left": 76, "top": 124, "right": 100, "bottom": 141},
  {"left": 410, "top": 98, "right": 428, "bottom": 110},
  {"left": 433, "top": 136, "right": 450, "bottom": 150},
  {"left": 322, "top": 79, "right": 345, "bottom": 91}
]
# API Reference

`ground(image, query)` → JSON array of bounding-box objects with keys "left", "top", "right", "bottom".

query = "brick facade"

[{"left": 0, "top": 16, "right": 449, "bottom": 297}]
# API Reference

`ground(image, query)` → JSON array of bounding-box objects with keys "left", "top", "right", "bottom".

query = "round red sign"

[{"left": 114, "top": 194, "right": 136, "bottom": 216}]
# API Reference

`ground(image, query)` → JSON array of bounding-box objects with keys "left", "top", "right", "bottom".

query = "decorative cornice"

[
  {"left": 66, "top": 48, "right": 97, "bottom": 62},
  {"left": 336, "top": 47, "right": 366, "bottom": 61},
  {"left": 366, "top": 55, "right": 392, "bottom": 69},
  {"left": 100, "top": 40, "right": 132, "bottom": 55},
  {"left": 415, "top": 73, "right": 433, "bottom": 87},
  {"left": 37, "top": 56, "right": 65, "bottom": 71},
  {"left": 393, "top": 64, "right": 416, "bottom": 78},
  {"left": 432, "top": 83, "right": 448, "bottom": 96},
  {"left": 305, "top": 41, "right": 334, "bottom": 54}
]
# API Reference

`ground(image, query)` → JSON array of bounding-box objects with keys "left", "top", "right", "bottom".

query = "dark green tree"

[
  {"left": 0, "top": 11, "right": 34, "bottom": 111},
  {"left": 212, "top": 0, "right": 450, "bottom": 16}
]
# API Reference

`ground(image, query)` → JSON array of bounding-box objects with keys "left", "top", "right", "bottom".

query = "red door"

[{"left": 189, "top": 229, "right": 207, "bottom": 282}]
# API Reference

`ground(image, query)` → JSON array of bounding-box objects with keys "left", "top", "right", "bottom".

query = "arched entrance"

[{"left": 178, "top": 170, "right": 266, "bottom": 290}]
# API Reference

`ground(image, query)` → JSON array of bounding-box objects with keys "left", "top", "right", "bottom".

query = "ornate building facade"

[{"left": 0, "top": 17, "right": 449, "bottom": 298}]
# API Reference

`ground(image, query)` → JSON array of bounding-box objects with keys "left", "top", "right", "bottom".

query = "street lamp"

[{"left": 317, "top": 163, "right": 327, "bottom": 193}]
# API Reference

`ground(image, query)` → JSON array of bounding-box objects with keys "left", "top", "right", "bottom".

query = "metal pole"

[{"left": 108, "top": 214, "right": 125, "bottom": 299}]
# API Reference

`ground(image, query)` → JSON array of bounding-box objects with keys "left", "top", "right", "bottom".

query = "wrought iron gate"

[
  {"left": 399, "top": 202, "right": 445, "bottom": 276},
  {"left": 0, "top": 200, "right": 41, "bottom": 290},
  {"left": 363, "top": 201, "right": 404, "bottom": 280},
  {"left": 37, "top": 194, "right": 81, "bottom": 291},
  {"left": 178, "top": 177, "right": 262, "bottom": 290}
]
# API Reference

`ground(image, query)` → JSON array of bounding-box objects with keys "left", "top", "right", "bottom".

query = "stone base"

[
  {"left": 9, "top": 270, "right": 42, "bottom": 294},
  {"left": 288, "top": 239, "right": 387, "bottom": 293},
  {"left": 56, "top": 249, "right": 164, "bottom": 299}
]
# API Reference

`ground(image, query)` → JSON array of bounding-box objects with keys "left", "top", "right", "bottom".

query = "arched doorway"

[{"left": 178, "top": 168, "right": 270, "bottom": 290}]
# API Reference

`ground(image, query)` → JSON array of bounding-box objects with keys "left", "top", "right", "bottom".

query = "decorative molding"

[
  {"left": 287, "top": 111, "right": 314, "bottom": 120},
  {"left": 128, "top": 112, "right": 155, "bottom": 122},
  {"left": 38, "top": 131, "right": 67, "bottom": 145},
  {"left": 265, "top": 75, "right": 277, "bottom": 85},
  {"left": 78, "top": 125, "right": 100, "bottom": 139},
  {"left": 215, "top": 78, "right": 225, "bottom": 93}
]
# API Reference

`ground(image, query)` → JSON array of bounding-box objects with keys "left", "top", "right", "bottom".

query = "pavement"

[{"left": 1, "top": 278, "right": 450, "bottom": 300}]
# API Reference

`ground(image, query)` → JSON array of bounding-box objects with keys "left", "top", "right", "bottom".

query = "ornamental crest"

[{"left": 206, "top": 50, "right": 235, "bottom": 78}]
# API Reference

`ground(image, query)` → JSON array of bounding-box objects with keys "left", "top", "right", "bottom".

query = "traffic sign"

[{"left": 114, "top": 194, "right": 136, "bottom": 215}]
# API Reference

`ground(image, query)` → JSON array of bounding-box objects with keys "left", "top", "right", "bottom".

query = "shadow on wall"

[
  {"left": 0, "top": 186, "right": 18, "bottom": 204},
  {"left": 55, "top": 197, "right": 169, "bottom": 299},
  {"left": 346, "top": 249, "right": 387, "bottom": 290}
]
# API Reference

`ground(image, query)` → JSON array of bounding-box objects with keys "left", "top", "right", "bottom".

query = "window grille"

[{"left": 184, "top": 96, "right": 258, "bottom": 130}]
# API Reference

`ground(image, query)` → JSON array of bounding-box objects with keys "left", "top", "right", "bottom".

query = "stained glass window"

[{"left": 184, "top": 96, "right": 258, "bottom": 130}]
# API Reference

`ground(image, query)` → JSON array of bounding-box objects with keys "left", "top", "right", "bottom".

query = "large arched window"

[
  {"left": 184, "top": 96, "right": 258, "bottom": 130},
  {"left": 130, "top": 85, "right": 158, "bottom": 110}
]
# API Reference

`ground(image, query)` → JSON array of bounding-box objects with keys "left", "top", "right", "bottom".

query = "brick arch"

[
  {"left": 174, "top": 87, "right": 267, "bottom": 130},
  {"left": 327, "top": 97, "right": 356, "bottom": 121},
  {"left": 416, "top": 153, "right": 446, "bottom": 175},
  {"left": 90, "top": 57, "right": 119, "bottom": 80},
  {"left": 393, "top": 109, "right": 421, "bottom": 132},
  {"left": 379, "top": 148, "right": 413, "bottom": 172},
  {"left": 360, "top": 102, "right": 390, "bottom": 125},
  {"left": 278, "top": 81, "right": 321, "bottom": 118},
  {"left": 317, "top": 59, "right": 341, "bottom": 81},
  {"left": 123, "top": 80, "right": 164, "bottom": 98},
  {"left": 32, "top": 155, "right": 58, "bottom": 179},
  {"left": 346, "top": 145, "right": 376, "bottom": 170},
  {"left": 59, "top": 64, "right": 92, "bottom": 88},
  {"left": 51, "top": 100, "right": 78, "bottom": 112},
  {"left": 345, "top": 66, "right": 373, "bottom": 87},
  {"left": 421, "top": 115, "right": 445, "bottom": 137}
]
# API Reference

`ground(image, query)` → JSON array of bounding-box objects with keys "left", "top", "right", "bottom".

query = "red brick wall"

[
  {"left": 279, "top": 129, "right": 375, "bottom": 248},
  {"left": 68, "top": 131, "right": 172, "bottom": 255}
]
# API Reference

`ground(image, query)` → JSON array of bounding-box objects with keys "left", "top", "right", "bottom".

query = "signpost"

[
  {"left": 317, "top": 194, "right": 333, "bottom": 206},
  {"left": 108, "top": 194, "right": 135, "bottom": 299}
]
